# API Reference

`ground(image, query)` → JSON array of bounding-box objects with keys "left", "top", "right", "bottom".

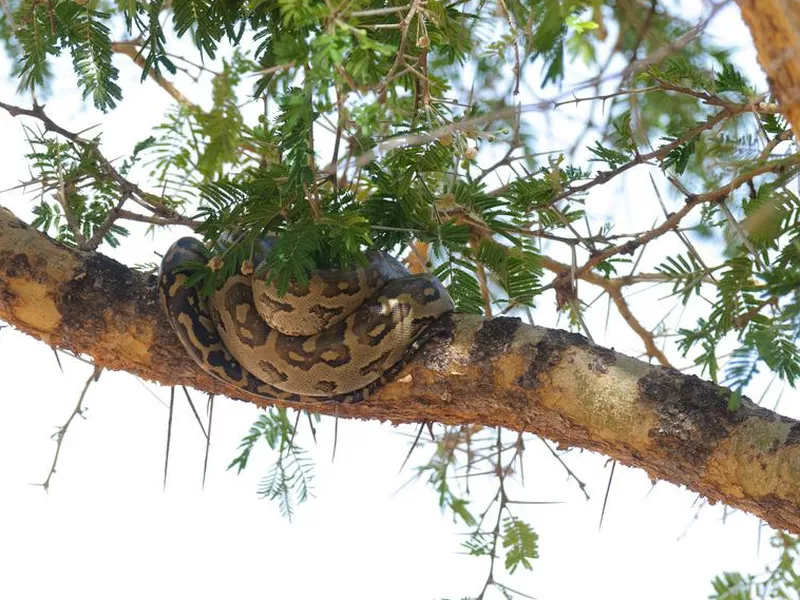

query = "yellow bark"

[{"left": 738, "top": 0, "right": 800, "bottom": 137}]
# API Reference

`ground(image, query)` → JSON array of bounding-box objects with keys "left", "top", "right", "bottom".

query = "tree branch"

[
  {"left": 0, "top": 100, "right": 184, "bottom": 221},
  {"left": 111, "top": 41, "right": 196, "bottom": 109},
  {"left": 737, "top": 0, "right": 800, "bottom": 140},
  {"left": 3, "top": 205, "right": 800, "bottom": 533}
]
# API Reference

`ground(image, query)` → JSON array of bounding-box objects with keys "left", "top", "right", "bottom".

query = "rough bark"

[
  {"left": 2, "top": 205, "right": 800, "bottom": 533},
  {"left": 738, "top": 0, "right": 800, "bottom": 137}
]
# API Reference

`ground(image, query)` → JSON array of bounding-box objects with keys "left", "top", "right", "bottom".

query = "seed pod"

[
  {"left": 240, "top": 259, "right": 255, "bottom": 275},
  {"left": 437, "top": 193, "right": 457, "bottom": 208},
  {"left": 207, "top": 256, "right": 224, "bottom": 272}
]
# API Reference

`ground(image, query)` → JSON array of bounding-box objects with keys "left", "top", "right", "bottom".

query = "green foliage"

[
  {"left": 63, "top": 5, "right": 121, "bottom": 111},
  {"left": 172, "top": 0, "right": 223, "bottom": 59},
  {"left": 136, "top": 1, "right": 178, "bottom": 79},
  {"left": 434, "top": 257, "right": 485, "bottom": 314},
  {"left": 502, "top": 516, "right": 539, "bottom": 574},
  {"left": 589, "top": 141, "right": 632, "bottom": 170},
  {"left": 14, "top": 0, "right": 59, "bottom": 94},
  {"left": 3, "top": 2, "right": 800, "bottom": 597},
  {"left": 661, "top": 136, "right": 697, "bottom": 175},
  {"left": 275, "top": 87, "right": 316, "bottom": 194},
  {"left": 416, "top": 431, "right": 477, "bottom": 527},
  {"left": 13, "top": 1, "right": 120, "bottom": 110},
  {"left": 258, "top": 443, "right": 314, "bottom": 520},
  {"left": 710, "top": 533, "right": 800, "bottom": 600},
  {"left": 475, "top": 237, "right": 542, "bottom": 309},
  {"left": 714, "top": 62, "right": 753, "bottom": 97},
  {"left": 194, "top": 57, "right": 247, "bottom": 175},
  {"left": 229, "top": 408, "right": 314, "bottom": 520},
  {"left": 656, "top": 252, "right": 709, "bottom": 304},
  {"left": 25, "top": 133, "right": 129, "bottom": 247}
]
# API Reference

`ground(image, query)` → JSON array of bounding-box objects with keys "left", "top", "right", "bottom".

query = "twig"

[
  {"left": 55, "top": 162, "right": 86, "bottom": 245},
  {"left": 605, "top": 283, "right": 673, "bottom": 367},
  {"left": 116, "top": 209, "right": 198, "bottom": 229},
  {"left": 539, "top": 437, "right": 590, "bottom": 500},
  {"left": 620, "top": 1, "right": 731, "bottom": 80},
  {"left": 718, "top": 199, "right": 766, "bottom": 270},
  {"left": 565, "top": 154, "right": 800, "bottom": 285},
  {"left": 39, "top": 364, "right": 102, "bottom": 492},
  {"left": 112, "top": 41, "right": 196, "bottom": 108},
  {"left": 332, "top": 402, "right": 339, "bottom": 463},
  {"left": 306, "top": 410, "right": 318, "bottom": 445},
  {"left": 533, "top": 106, "right": 745, "bottom": 209},
  {"left": 350, "top": 4, "right": 412, "bottom": 17},
  {"left": 80, "top": 193, "right": 129, "bottom": 251},
  {"left": 0, "top": 100, "right": 185, "bottom": 221}
]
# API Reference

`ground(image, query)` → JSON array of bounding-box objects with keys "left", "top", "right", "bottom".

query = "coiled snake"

[{"left": 159, "top": 237, "right": 455, "bottom": 403}]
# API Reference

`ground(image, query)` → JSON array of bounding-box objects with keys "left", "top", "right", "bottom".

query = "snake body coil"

[{"left": 159, "top": 237, "right": 455, "bottom": 403}]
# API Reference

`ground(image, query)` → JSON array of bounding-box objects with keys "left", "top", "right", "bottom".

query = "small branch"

[
  {"left": 116, "top": 209, "right": 199, "bottom": 229},
  {"left": 568, "top": 154, "right": 800, "bottom": 283},
  {"left": 718, "top": 199, "right": 766, "bottom": 270},
  {"left": 112, "top": 41, "right": 196, "bottom": 108},
  {"left": 40, "top": 364, "right": 103, "bottom": 492},
  {"left": 378, "top": 0, "right": 424, "bottom": 98},
  {"left": 605, "top": 283, "right": 673, "bottom": 368},
  {"left": 54, "top": 164, "right": 86, "bottom": 245},
  {"left": 539, "top": 437, "right": 590, "bottom": 500},
  {"left": 538, "top": 106, "right": 742, "bottom": 209},
  {"left": 0, "top": 100, "right": 185, "bottom": 222},
  {"left": 350, "top": 5, "right": 413, "bottom": 18},
  {"left": 0, "top": 100, "right": 82, "bottom": 139},
  {"left": 80, "top": 194, "right": 129, "bottom": 251},
  {"left": 181, "top": 385, "right": 209, "bottom": 440},
  {"left": 732, "top": 296, "right": 779, "bottom": 330},
  {"left": 620, "top": 1, "right": 730, "bottom": 80}
]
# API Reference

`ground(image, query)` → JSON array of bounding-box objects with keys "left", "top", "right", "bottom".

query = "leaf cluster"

[
  {"left": 12, "top": 0, "right": 120, "bottom": 111},
  {"left": 229, "top": 408, "right": 314, "bottom": 520},
  {"left": 711, "top": 533, "right": 800, "bottom": 600}
]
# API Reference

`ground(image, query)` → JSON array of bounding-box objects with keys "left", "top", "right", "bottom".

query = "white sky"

[{"left": 0, "top": 4, "right": 796, "bottom": 599}]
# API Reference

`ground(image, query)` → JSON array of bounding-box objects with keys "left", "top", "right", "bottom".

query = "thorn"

[
  {"left": 181, "top": 386, "right": 208, "bottom": 440},
  {"left": 52, "top": 349, "right": 63, "bottom": 373},
  {"left": 202, "top": 394, "right": 214, "bottom": 491},
  {"left": 399, "top": 422, "right": 426, "bottom": 473},
  {"left": 332, "top": 403, "right": 339, "bottom": 463},
  {"left": 598, "top": 460, "right": 616, "bottom": 530},
  {"left": 164, "top": 387, "right": 175, "bottom": 492},
  {"left": 306, "top": 411, "right": 318, "bottom": 445}
]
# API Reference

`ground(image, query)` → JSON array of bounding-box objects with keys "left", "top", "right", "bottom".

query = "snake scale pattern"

[{"left": 159, "top": 237, "right": 455, "bottom": 403}]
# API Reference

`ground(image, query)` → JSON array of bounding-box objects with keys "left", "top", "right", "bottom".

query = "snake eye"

[
  {"left": 368, "top": 323, "right": 387, "bottom": 337},
  {"left": 289, "top": 351, "right": 306, "bottom": 363}
]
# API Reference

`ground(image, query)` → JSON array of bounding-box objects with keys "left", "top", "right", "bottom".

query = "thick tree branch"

[
  {"left": 738, "top": 0, "right": 800, "bottom": 139},
  {"left": 2, "top": 205, "right": 800, "bottom": 533}
]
